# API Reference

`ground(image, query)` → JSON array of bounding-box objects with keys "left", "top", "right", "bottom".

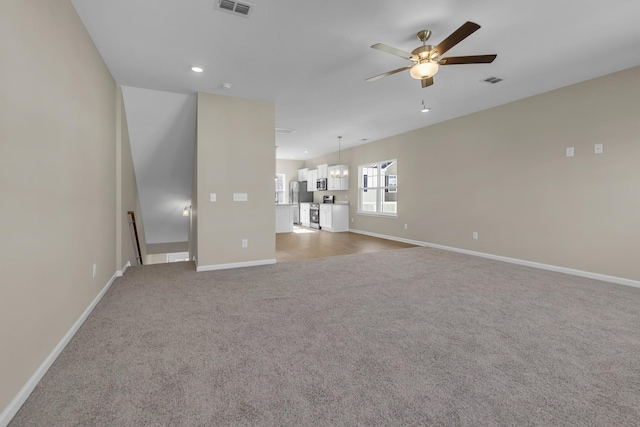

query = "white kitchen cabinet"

[
  {"left": 319, "top": 204, "right": 349, "bottom": 232},
  {"left": 327, "top": 165, "right": 349, "bottom": 191},
  {"left": 306, "top": 169, "right": 318, "bottom": 192},
  {"left": 317, "top": 164, "right": 329, "bottom": 179},
  {"left": 298, "top": 168, "right": 308, "bottom": 182},
  {"left": 319, "top": 204, "right": 332, "bottom": 229},
  {"left": 300, "top": 203, "right": 311, "bottom": 227}
]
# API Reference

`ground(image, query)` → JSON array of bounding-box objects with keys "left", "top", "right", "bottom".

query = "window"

[
  {"left": 275, "top": 173, "right": 285, "bottom": 204},
  {"left": 358, "top": 159, "right": 397, "bottom": 216}
]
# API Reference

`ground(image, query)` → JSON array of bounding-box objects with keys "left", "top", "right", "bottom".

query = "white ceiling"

[{"left": 70, "top": 0, "right": 640, "bottom": 244}]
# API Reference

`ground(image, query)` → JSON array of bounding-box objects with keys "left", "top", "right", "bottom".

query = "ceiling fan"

[{"left": 365, "top": 21, "right": 497, "bottom": 88}]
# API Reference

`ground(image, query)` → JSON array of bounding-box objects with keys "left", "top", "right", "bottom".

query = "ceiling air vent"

[
  {"left": 216, "top": 0, "right": 254, "bottom": 17},
  {"left": 482, "top": 76, "right": 504, "bottom": 84}
]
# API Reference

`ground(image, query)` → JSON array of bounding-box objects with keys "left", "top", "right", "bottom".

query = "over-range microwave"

[{"left": 316, "top": 178, "right": 327, "bottom": 191}]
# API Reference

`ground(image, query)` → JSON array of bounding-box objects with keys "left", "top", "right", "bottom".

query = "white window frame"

[{"left": 357, "top": 159, "right": 398, "bottom": 218}]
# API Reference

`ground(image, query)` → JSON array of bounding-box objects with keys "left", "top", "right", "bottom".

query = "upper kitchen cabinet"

[
  {"left": 317, "top": 164, "right": 329, "bottom": 179},
  {"left": 306, "top": 169, "right": 318, "bottom": 192},
  {"left": 328, "top": 165, "right": 349, "bottom": 191},
  {"left": 297, "top": 168, "right": 308, "bottom": 182}
]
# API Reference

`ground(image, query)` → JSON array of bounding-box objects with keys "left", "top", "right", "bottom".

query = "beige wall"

[
  {"left": 135, "top": 196, "right": 148, "bottom": 262},
  {"left": 116, "top": 86, "right": 145, "bottom": 269},
  {"left": 0, "top": 0, "right": 117, "bottom": 415},
  {"left": 189, "top": 136, "right": 198, "bottom": 264},
  {"left": 147, "top": 242, "right": 188, "bottom": 255},
  {"left": 196, "top": 93, "right": 276, "bottom": 268},
  {"left": 276, "top": 159, "right": 305, "bottom": 203},
  {"left": 145, "top": 253, "right": 170, "bottom": 265},
  {"left": 328, "top": 66, "right": 640, "bottom": 281}
]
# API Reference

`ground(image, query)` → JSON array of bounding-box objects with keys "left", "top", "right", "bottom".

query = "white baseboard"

[
  {"left": 349, "top": 228, "right": 640, "bottom": 289},
  {"left": 0, "top": 272, "right": 118, "bottom": 427},
  {"left": 116, "top": 261, "right": 131, "bottom": 277},
  {"left": 196, "top": 258, "right": 276, "bottom": 272}
]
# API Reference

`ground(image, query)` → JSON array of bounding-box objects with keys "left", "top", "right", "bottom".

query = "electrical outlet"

[
  {"left": 242, "top": 239, "right": 248, "bottom": 248},
  {"left": 473, "top": 232, "right": 478, "bottom": 240},
  {"left": 92, "top": 263, "right": 97, "bottom": 278}
]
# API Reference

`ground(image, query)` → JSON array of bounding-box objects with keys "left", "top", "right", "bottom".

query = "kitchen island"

[{"left": 275, "top": 204, "right": 295, "bottom": 233}]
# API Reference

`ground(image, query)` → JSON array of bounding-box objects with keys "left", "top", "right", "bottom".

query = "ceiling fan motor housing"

[{"left": 411, "top": 45, "right": 433, "bottom": 60}]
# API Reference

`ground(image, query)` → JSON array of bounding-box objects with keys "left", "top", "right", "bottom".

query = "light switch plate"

[
  {"left": 594, "top": 143, "right": 603, "bottom": 154},
  {"left": 233, "top": 193, "right": 248, "bottom": 202},
  {"left": 210, "top": 193, "right": 216, "bottom": 202},
  {"left": 566, "top": 147, "right": 574, "bottom": 157}
]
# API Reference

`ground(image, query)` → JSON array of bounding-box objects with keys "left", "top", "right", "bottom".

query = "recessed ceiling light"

[
  {"left": 191, "top": 66, "right": 204, "bottom": 73},
  {"left": 304, "top": 150, "right": 309, "bottom": 154}
]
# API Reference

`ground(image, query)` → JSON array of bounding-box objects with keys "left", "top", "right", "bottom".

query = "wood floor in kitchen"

[{"left": 276, "top": 226, "right": 417, "bottom": 262}]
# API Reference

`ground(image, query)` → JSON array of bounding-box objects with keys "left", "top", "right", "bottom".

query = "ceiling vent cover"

[
  {"left": 482, "top": 76, "right": 504, "bottom": 84},
  {"left": 216, "top": 0, "right": 254, "bottom": 17}
]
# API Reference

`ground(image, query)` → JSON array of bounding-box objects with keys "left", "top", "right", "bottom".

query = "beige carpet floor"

[{"left": 10, "top": 247, "right": 640, "bottom": 426}]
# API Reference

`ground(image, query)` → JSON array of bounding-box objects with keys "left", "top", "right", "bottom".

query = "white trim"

[
  {"left": 349, "top": 228, "right": 426, "bottom": 247},
  {"left": 166, "top": 252, "right": 189, "bottom": 263},
  {"left": 349, "top": 228, "right": 640, "bottom": 289},
  {"left": 196, "top": 258, "right": 276, "bottom": 272},
  {"left": 356, "top": 211, "right": 398, "bottom": 219},
  {"left": 0, "top": 272, "right": 118, "bottom": 427},
  {"left": 116, "top": 261, "right": 131, "bottom": 277}
]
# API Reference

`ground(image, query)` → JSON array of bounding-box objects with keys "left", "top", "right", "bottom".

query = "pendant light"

[{"left": 331, "top": 136, "right": 348, "bottom": 178}]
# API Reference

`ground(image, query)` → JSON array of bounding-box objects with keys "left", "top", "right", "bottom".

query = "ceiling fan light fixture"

[{"left": 410, "top": 60, "right": 439, "bottom": 80}]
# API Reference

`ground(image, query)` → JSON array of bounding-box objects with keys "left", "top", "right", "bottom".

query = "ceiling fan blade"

[
  {"left": 430, "top": 21, "right": 481, "bottom": 58},
  {"left": 371, "top": 43, "right": 413, "bottom": 60},
  {"left": 421, "top": 77, "right": 434, "bottom": 88},
  {"left": 365, "top": 66, "right": 412, "bottom": 82},
  {"left": 439, "top": 54, "right": 497, "bottom": 65}
]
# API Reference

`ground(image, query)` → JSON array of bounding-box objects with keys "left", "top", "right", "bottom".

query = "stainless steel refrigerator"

[{"left": 290, "top": 181, "right": 313, "bottom": 224}]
